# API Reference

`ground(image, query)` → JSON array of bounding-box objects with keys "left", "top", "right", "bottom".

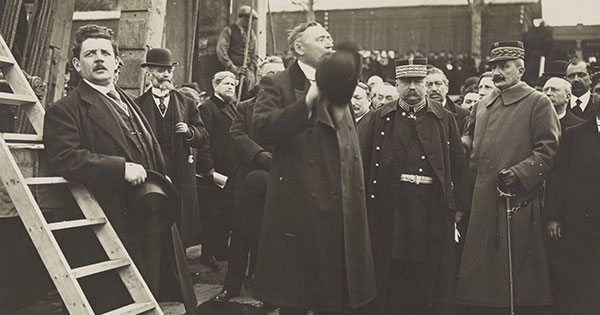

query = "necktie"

[
  {"left": 154, "top": 94, "right": 167, "bottom": 116},
  {"left": 107, "top": 89, "right": 128, "bottom": 115},
  {"left": 572, "top": 98, "right": 583, "bottom": 117}
]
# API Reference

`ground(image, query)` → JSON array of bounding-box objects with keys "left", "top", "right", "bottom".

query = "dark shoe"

[
  {"left": 214, "top": 289, "right": 238, "bottom": 302},
  {"left": 200, "top": 255, "right": 220, "bottom": 271}
]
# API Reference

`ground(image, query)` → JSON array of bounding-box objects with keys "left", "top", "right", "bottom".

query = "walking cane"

[
  {"left": 498, "top": 185, "right": 516, "bottom": 315},
  {"left": 235, "top": 3, "right": 255, "bottom": 107}
]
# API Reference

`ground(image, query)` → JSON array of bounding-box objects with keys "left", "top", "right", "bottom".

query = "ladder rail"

[{"left": 0, "top": 136, "right": 95, "bottom": 314}]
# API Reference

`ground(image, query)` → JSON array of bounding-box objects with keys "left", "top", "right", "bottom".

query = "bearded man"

[{"left": 135, "top": 48, "right": 208, "bottom": 246}]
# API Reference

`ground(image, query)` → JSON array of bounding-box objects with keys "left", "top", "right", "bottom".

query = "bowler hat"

[
  {"left": 316, "top": 41, "right": 362, "bottom": 106},
  {"left": 126, "top": 170, "right": 179, "bottom": 233},
  {"left": 395, "top": 58, "right": 428, "bottom": 79},
  {"left": 141, "top": 48, "right": 178, "bottom": 68},
  {"left": 543, "top": 60, "right": 568, "bottom": 78},
  {"left": 242, "top": 170, "right": 269, "bottom": 201},
  {"left": 488, "top": 41, "right": 525, "bottom": 63}
]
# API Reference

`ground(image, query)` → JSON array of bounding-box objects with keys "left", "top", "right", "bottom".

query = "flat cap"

[{"left": 238, "top": 5, "right": 258, "bottom": 19}]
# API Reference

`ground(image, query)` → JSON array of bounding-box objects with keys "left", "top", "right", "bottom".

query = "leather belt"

[{"left": 399, "top": 174, "right": 433, "bottom": 185}]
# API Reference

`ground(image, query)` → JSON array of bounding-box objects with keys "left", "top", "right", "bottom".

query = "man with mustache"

[
  {"left": 565, "top": 58, "right": 595, "bottom": 120},
  {"left": 252, "top": 21, "right": 376, "bottom": 314},
  {"left": 362, "top": 57, "right": 469, "bottom": 315},
  {"left": 196, "top": 71, "right": 240, "bottom": 269},
  {"left": 352, "top": 81, "right": 373, "bottom": 145},
  {"left": 44, "top": 25, "right": 178, "bottom": 312},
  {"left": 456, "top": 41, "right": 560, "bottom": 315},
  {"left": 135, "top": 48, "right": 208, "bottom": 246},
  {"left": 371, "top": 83, "right": 399, "bottom": 110},
  {"left": 425, "top": 66, "right": 470, "bottom": 129}
]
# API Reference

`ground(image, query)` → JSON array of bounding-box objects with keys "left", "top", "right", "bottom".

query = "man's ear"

[
  {"left": 72, "top": 57, "right": 80, "bottom": 73},
  {"left": 294, "top": 42, "right": 304, "bottom": 56}
]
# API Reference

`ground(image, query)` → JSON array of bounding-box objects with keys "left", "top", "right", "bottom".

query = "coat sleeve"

[
  {"left": 447, "top": 113, "right": 470, "bottom": 211},
  {"left": 184, "top": 97, "right": 208, "bottom": 148},
  {"left": 216, "top": 27, "right": 233, "bottom": 69},
  {"left": 252, "top": 75, "right": 313, "bottom": 145},
  {"left": 43, "top": 103, "right": 126, "bottom": 189},
  {"left": 231, "top": 100, "right": 264, "bottom": 168},
  {"left": 196, "top": 102, "right": 214, "bottom": 172},
  {"left": 543, "top": 126, "right": 575, "bottom": 222},
  {"left": 510, "top": 94, "right": 560, "bottom": 191}
]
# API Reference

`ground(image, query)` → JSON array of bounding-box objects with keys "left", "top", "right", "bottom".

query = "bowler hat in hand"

[
  {"left": 126, "top": 170, "right": 179, "bottom": 233},
  {"left": 316, "top": 41, "right": 362, "bottom": 106},
  {"left": 141, "top": 48, "right": 179, "bottom": 68},
  {"left": 242, "top": 170, "right": 269, "bottom": 201}
]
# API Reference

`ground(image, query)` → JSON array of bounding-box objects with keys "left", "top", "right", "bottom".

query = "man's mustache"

[
  {"left": 492, "top": 75, "right": 504, "bottom": 82},
  {"left": 93, "top": 64, "right": 107, "bottom": 71}
]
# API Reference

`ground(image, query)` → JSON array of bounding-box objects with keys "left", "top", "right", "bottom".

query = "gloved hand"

[
  {"left": 497, "top": 168, "right": 521, "bottom": 193},
  {"left": 254, "top": 151, "right": 273, "bottom": 171}
]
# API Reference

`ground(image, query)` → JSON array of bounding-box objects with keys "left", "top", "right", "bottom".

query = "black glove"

[
  {"left": 497, "top": 168, "right": 521, "bottom": 193},
  {"left": 254, "top": 151, "right": 273, "bottom": 171}
]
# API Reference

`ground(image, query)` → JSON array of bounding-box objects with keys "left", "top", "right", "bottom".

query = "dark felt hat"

[
  {"left": 316, "top": 41, "right": 362, "bottom": 106},
  {"left": 141, "top": 48, "right": 178, "bottom": 68},
  {"left": 126, "top": 170, "right": 179, "bottom": 233},
  {"left": 242, "top": 170, "right": 270, "bottom": 201},
  {"left": 395, "top": 58, "right": 428, "bottom": 78},
  {"left": 488, "top": 41, "right": 525, "bottom": 63},
  {"left": 543, "top": 60, "right": 568, "bottom": 78}
]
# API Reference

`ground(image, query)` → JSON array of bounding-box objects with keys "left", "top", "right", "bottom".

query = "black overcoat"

[
  {"left": 251, "top": 61, "right": 376, "bottom": 311},
  {"left": 230, "top": 96, "right": 272, "bottom": 241},
  {"left": 544, "top": 119, "right": 600, "bottom": 312},
  {"left": 361, "top": 99, "right": 469, "bottom": 314},
  {"left": 136, "top": 89, "right": 207, "bottom": 246}
]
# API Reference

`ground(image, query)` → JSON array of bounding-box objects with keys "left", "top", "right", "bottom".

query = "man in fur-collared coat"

[{"left": 456, "top": 41, "right": 560, "bottom": 315}]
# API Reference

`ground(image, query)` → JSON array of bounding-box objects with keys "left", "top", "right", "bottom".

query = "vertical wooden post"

[{"left": 45, "top": 0, "right": 75, "bottom": 104}]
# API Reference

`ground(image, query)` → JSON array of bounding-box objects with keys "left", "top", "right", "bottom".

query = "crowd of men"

[{"left": 34, "top": 4, "right": 600, "bottom": 314}]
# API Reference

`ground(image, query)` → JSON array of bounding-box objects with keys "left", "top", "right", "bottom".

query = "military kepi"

[
  {"left": 395, "top": 58, "right": 428, "bottom": 79},
  {"left": 488, "top": 40, "right": 525, "bottom": 63}
]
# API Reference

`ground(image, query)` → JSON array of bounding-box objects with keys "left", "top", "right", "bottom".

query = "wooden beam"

[{"left": 45, "top": 0, "right": 76, "bottom": 104}]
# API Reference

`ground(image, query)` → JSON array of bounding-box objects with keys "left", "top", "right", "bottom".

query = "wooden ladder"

[{"left": 0, "top": 35, "right": 162, "bottom": 314}]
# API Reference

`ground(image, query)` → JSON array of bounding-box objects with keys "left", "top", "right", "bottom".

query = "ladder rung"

[
  {"left": 24, "top": 177, "right": 68, "bottom": 185},
  {"left": 0, "top": 55, "right": 14, "bottom": 66},
  {"left": 3, "top": 133, "right": 43, "bottom": 142},
  {"left": 47, "top": 218, "right": 107, "bottom": 231},
  {"left": 6, "top": 142, "right": 44, "bottom": 150},
  {"left": 72, "top": 259, "right": 130, "bottom": 279},
  {"left": 0, "top": 92, "right": 38, "bottom": 105},
  {"left": 101, "top": 302, "right": 156, "bottom": 315}
]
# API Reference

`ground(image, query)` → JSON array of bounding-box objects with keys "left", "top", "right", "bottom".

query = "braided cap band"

[
  {"left": 395, "top": 57, "right": 428, "bottom": 78},
  {"left": 489, "top": 47, "right": 525, "bottom": 62}
]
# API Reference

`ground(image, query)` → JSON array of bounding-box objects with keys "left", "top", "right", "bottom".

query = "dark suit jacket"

[
  {"left": 569, "top": 96, "right": 596, "bottom": 121},
  {"left": 445, "top": 95, "right": 470, "bottom": 131},
  {"left": 196, "top": 95, "right": 238, "bottom": 177},
  {"left": 544, "top": 119, "right": 600, "bottom": 310},
  {"left": 355, "top": 110, "right": 373, "bottom": 145},
  {"left": 560, "top": 110, "right": 584, "bottom": 131},
  {"left": 136, "top": 89, "right": 208, "bottom": 245}
]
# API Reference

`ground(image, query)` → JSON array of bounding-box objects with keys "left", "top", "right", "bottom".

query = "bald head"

[{"left": 543, "top": 77, "right": 572, "bottom": 115}]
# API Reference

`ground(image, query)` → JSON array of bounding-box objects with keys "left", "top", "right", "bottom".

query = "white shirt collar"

[
  {"left": 214, "top": 93, "right": 226, "bottom": 103},
  {"left": 570, "top": 90, "right": 591, "bottom": 111},
  {"left": 297, "top": 60, "right": 316, "bottom": 82},
  {"left": 441, "top": 97, "right": 447, "bottom": 107},
  {"left": 152, "top": 87, "right": 170, "bottom": 97},
  {"left": 152, "top": 88, "right": 170, "bottom": 117},
  {"left": 597, "top": 116, "right": 600, "bottom": 133},
  {"left": 356, "top": 110, "right": 370, "bottom": 122},
  {"left": 83, "top": 79, "right": 115, "bottom": 96},
  {"left": 557, "top": 110, "right": 566, "bottom": 120}
]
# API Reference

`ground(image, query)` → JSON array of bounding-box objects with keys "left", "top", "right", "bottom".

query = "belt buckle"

[{"left": 407, "top": 175, "right": 416, "bottom": 184}]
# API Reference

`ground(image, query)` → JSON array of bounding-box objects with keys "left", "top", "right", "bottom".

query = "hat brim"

[
  {"left": 542, "top": 72, "right": 565, "bottom": 77},
  {"left": 141, "top": 62, "right": 179, "bottom": 68},
  {"left": 488, "top": 56, "right": 521, "bottom": 63}
]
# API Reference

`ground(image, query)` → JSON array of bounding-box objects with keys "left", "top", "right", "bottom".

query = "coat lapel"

[{"left": 79, "top": 82, "right": 132, "bottom": 159}]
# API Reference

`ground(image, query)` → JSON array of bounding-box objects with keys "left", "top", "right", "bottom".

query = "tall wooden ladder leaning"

[{"left": 0, "top": 36, "right": 163, "bottom": 314}]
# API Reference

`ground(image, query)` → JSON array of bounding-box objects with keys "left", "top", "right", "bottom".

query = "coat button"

[
  {"left": 402, "top": 112, "right": 406, "bottom": 116},
  {"left": 380, "top": 131, "right": 385, "bottom": 136},
  {"left": 418, "top": 168, "right": 423, "bottom": 172},
  {"left": 375, "top": 163, "right": 379, "bottom": 167},
  {"left": 421, "top": 155, "right": 426, "bottom": 160},
  {"left": 539, "top": 163, "right": 543, "bottom": 167},
  {"left": 386, "top": 117, "right": 390, "bottom": 121},
  {"left": 279, "top": 177, "right": 283, "bottom": 181},
  {"left": 370, "top": 194, "right": 375, "bottom": 199},
  {"left": 373, "top": 179, "right": 377, "bottom": 184},
  {"left": 376, "top": 146, "right": 381, "bottom": 151},
  {"left": 446, "top": 141, "right": 450, "bottom": 145},
  {"left": 539, "top": 172, "right": 543, "bottom": 176}
]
